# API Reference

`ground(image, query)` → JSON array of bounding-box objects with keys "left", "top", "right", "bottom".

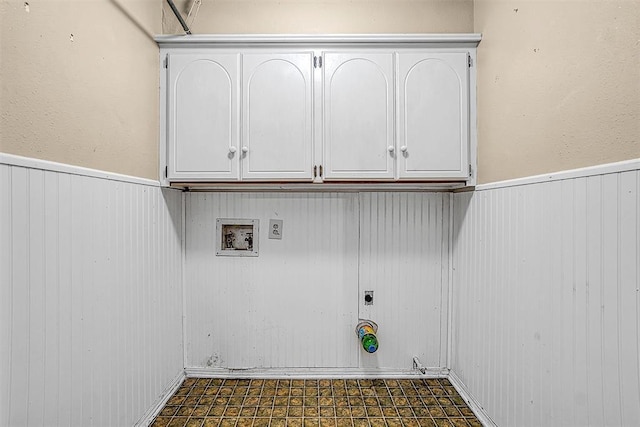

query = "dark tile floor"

[{"left": 151, "top": 378, "right": 482, "bottom": 427}]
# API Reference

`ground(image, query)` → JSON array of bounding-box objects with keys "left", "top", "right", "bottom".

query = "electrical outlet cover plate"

[
  {"left": 268, "top": 219, "right": 283, "bottom": 239},
  {"left": 364, "top": 291, "right": 374, "bottom": 305}
]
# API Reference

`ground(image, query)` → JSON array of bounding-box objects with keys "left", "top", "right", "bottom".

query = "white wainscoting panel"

[
  {"left": 185, "top": 192, "right": 450, "bottom": 371},
  {"left": 0, "top": 161, "right": 184, "bottom": 427},
  {"left": 452, "top": 167, "right": 640, "bottom": 427},
  {"left": 185, "top": 193, "right": 360, "bottom": 369},
  {"left": 358, "top": 193, "right": 450, "bottom": 370}
]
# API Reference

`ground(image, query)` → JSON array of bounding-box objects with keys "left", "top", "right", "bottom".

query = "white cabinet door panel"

[
  {"left": 398, "top": 52, "right": 469, "bottom": 180},
  {"left": 323, "top": 53, "right": 394, "bottom": 180},
  {"left": 242, "top": 53, "right": 314, "bottom": 181},
  {"left": 168, "top": 53, "right": 239, "bottom": 180}
]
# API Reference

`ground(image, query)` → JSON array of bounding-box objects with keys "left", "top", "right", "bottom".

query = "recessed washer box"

[{"left": 216, "top": 219, "right": 259, "bottom": 257}]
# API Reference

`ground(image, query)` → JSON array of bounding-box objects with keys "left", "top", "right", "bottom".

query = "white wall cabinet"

[
  {"left": 167, "top": 53, "right": 240, "bottom": 181},
  {"left": 242, "top": 52, "right": 314, "bottom": 181},
  {"left": 166, "top": 52, "right": 313, "bottom": 182},
  {"left": 322, "top": 52, "right": 395, "bottom": 180},
  {"left": 158, "top": 35, "right": 480, "bottom": 188},
  {"left": 398, "top": 52, "right": 470, "bottom": 180}
]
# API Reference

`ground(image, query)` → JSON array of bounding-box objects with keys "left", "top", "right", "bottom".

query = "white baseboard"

[
  {"left": 448, "top": 371, "right": 497, "bottom": 427},
  {"left": 184, "top": 366, "right": 450, "bottom": 379},
  {"left": 134, "top": 370, "right": 186, "bottom": 427}
]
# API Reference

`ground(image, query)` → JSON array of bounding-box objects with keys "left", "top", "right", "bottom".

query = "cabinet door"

[
  {"left": 398, "top": 52, "right": 469, "bottom": 180},
  {"left": 167, "top": 53, "right": 240, "bottom": 181},
  {"left": 242, "top": 53, "right": 314, "bottom": 181},
  {"left": 323, "top": 52, "right": 395, "bottom": 180}
]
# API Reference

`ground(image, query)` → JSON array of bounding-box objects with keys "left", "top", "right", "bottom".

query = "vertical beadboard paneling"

[
  {"left": 8, "top": 166, "right": 30, "bottom": 426},
  {"left": 358, "top": 192, "right": 449, "bottom": 370},
  {"left": 0, "top": 165, "right": 10, "bottom": 425},
  {"left": 27, "top": 169, "right": 46, "bottom": 426},
  {"left": 185, "top": 191, "right": 450, "bottom": 371},
  {"left": 452, "top": 166, "right": 640, "bottom": 427},
  {"left": 0, "top": 162, "right": 184, "bottom": 427},
  {"left": 619, "top": 171, "right": 640, "bottom": 424},
  {"left": 185, "top": 192, "right": 360, "bottom": 369}
]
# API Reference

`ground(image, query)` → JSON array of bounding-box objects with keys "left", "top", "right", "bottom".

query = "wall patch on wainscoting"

[{"left": 206, "top": 354, "right": 221, "bottom": 367}]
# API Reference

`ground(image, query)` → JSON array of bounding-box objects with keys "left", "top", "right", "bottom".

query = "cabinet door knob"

[
  {"left": 387, "top": 146, "right": 395, "bottom": 153},
  {"left": 241, "top": 146, "right": 249, "bottom": 154},
  {"left": 229, "top": 146, "right": 237, "bottom": 154},
  {"left": 400, "top": 145, "right": 408, "bottom": 153}
]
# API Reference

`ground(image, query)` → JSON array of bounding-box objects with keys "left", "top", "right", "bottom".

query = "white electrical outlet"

[{"left": 268, "top": 219, "right": 283, "bottom": 239}]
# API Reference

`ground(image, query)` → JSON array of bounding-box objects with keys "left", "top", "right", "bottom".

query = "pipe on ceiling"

[{"left": 166, "top": 0, "right": 192, "bottom": 35}]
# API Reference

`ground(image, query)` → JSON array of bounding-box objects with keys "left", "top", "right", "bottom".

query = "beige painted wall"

[
  {"left": 475, "top": 0, "right": 640, "bottom": 184},
  {"left": 162, "top": 0, "right": 474, "bottom": 34},
  {"left": 0, "top": 0, "right": 161, "bottom": 180}
]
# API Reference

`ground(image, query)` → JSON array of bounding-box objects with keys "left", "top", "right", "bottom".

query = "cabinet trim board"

[{"left": 155, "top": 34, "right": 482, "bottom": 48}]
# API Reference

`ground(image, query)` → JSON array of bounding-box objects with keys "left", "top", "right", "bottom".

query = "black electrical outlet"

[{"left": 364, "top": 291, "right": 374, "bottom": 305}]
